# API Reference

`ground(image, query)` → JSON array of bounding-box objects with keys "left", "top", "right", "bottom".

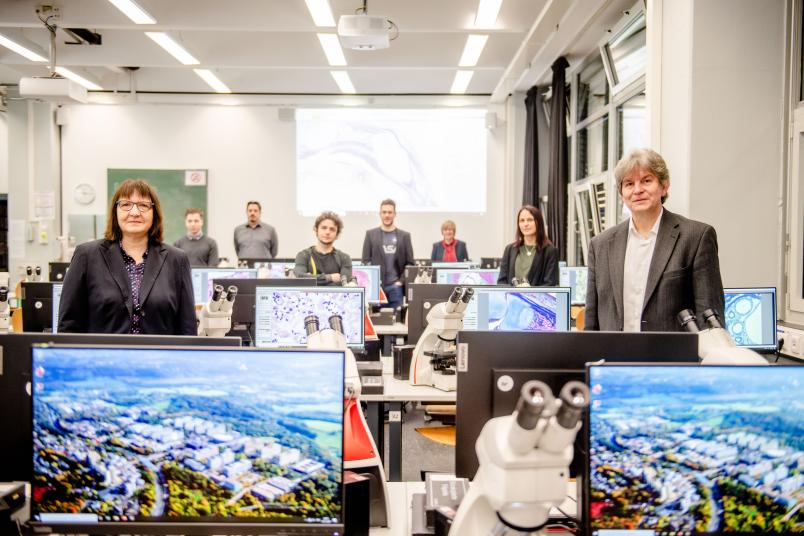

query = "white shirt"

[{"left": 622, "top": 209, "right": 663, "bottom": 332}]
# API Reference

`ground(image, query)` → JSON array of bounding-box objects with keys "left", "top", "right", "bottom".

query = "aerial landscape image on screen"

[
  {"left": 486, "top": 291, "right": 558, "bottom": 331},
  {"left": 589, "top": 366, "right": 803, "bottom": 534},
  {"left": 32, "top": 348, "right": 343, "bottom": 525}
]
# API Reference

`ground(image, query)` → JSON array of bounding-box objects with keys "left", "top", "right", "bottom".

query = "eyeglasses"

[{"left": 117, "top": 200, "right": 154, "bottom": 213}]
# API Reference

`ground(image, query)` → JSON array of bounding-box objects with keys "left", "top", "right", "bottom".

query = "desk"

[
  {"left": 374, "top": 322, "right": 408, "bottom": 355},
  {"left": 362, "top": 374, "right": 456, "bottom": 481}
]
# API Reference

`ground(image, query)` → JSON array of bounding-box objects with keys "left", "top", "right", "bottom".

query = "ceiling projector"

[
  {"left": 19, "top": 77, "right": 88, "bottom": 103},
  {"left": 338, "top": 14, "right": 391, "bottom": 50}
]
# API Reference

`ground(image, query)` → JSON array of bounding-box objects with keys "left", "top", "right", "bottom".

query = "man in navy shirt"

[{"left": 361, "top": 199, "right": 414, "bottom": 310}]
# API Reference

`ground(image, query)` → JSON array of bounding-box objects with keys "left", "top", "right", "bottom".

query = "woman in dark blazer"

[
  {"left": 431, "top": 219, "right": 469, "bottom": 262},
  {"left": 497, "top": 205, "right": 559, "bottom": 286},
  {"left": 58, "top": 179, "right": 197, "bottom": 335}
]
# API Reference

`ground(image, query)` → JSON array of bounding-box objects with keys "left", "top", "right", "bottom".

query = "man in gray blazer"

[
  {"left": 585, "top": 148, "right": 724, "bottom": 332},
  {"left": 362, "top": 199, "right": 414, "bottom": 310}
]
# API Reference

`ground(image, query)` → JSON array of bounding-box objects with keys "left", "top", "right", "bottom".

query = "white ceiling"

[{"left": 0, "top": 0, "right": 554, "bottom": 96}]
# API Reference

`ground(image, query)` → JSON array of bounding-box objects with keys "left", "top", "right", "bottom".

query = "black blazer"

[
  {"left": 497, "top": 242, "right": 559, "bottom": 286},
  {"left": 584, "top": 209, "right": 725, "bottom": 332},
  {"left": 58, "top": 239, "right": 197, "bottom": 335},
  {"left": 362, "top": 227, "right": 415, "bottom": 285},
  {"left": 430, "top": 240, "right": 469, "bottom": 262}
]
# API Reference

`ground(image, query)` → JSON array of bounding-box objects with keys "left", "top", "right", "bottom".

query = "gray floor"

[{"left": 382, "top": 403, "right": 455, "bottom": 482}]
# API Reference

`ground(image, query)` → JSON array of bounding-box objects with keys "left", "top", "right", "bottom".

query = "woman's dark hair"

[
  {"left": 104, "top": 179, "right": 164, "bottom": 242},
  {"left": 513, "top": 204, "right": 551, "bottom": 250}
]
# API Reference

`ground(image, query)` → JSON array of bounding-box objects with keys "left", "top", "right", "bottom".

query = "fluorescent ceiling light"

[
  {"left": 107, "top": 0, "right": 156, "bottom": 24},
  {"left": 55, "top": 66, "right": 104, "bottom": 90},
  {"left": 330, "top": 71, "right": 356, "bottom": 94},
  {"left": 194, "top": 69, "right": 231, "bottom": 93},
  {"left": 0, "top": 31, "right": 48, "bottom": 62},
  {"left": 305, "top": 0, "right": 335, "bottom": 27},
  {"left": 450, "top": 70, "right": 474, "bottom": 94},
  {"left": 145, "top": 32, "right": 199, "bottom": 65},
  {"left": 474, "top": 0, "right": 503, "bottom": 28},
  {"left": 459, "top": 34, "right": 488, "bottom": 67},
  {"left": 317, "top": 33, "right": 347, "bottom": 66}
]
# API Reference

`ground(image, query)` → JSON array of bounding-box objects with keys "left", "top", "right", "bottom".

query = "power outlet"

[{"left": 778, "top": 324, "right": 804, "bottom": 357}]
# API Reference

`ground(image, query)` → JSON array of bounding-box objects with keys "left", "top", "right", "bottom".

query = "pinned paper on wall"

[
  {"left": 9, "top": 219, "right": 26, "bottom": 259},
  {"left": 185, "top": 170, "right": 207, "bottom": 186},
  {"left": 34, "top": 192, "right": 56, "bottom": 220}
]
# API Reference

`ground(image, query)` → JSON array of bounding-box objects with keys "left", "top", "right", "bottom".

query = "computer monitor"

[
  {"left": 21, "top": 282, "right": 62, "bottom": 333},
  {"left": 435, "top": 268, "right": 499, "bottom": 285},
  {"left": 454, "top": 331, "right": 700, "bottom": 479},
  {"left": 253, "top": 261, "right": 297, "bottom": 278},
  {"left": 405, "top": 265, "right": 432, "bottom": 285},
  {"left": 586, "top": 363, "right": 803, "bottom": 535},
  {"left": 463, "top": 286, "right": 571, "bottom": 332},
  {"left": 414, "top": 259, "right": 432, "bottom": 267},
  {"left": 191, "top": 267, "right": 257, "bottom": 304},
  {"left": 237, "top": 257, "right": 296, "bottom": 268},
  {"left": 212, "top": 278, "right": 318, "bottom": 332},
  {"left": 0, "top": 333, "right": 240, "bottom": 483},
  {"left": 352, "top": 265, "right": 381, "bottom": 303},
  {"left": 723, "top": 287, "right": 777, "bottom": 352},
  {"left": 479, "top": 257, "right": 502, "bottom": 269},
  {"left": 254, "top": 286, "right": 365, "bottom": 349},
  {"left": 48, "top": 261, "right": 71, "bottom": 282},
  {"left": 559, "top": 265, "right": 588, "bottom": 305},
  {"left": 431, "top": 261, "right": 476, "bottom": 269},
  {"left": 30, "top": 344, "right": 344, "bottom": 536}
]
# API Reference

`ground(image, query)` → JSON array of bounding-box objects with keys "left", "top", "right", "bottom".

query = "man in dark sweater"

[
  {"left": 173, "top": 208, "right": 219, "bottom": 266},
  {"left": 294, "top": 211, "right": 352, "bottom": 285}
]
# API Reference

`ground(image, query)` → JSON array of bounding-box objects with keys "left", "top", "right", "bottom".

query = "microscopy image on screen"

[
  {"left": 352, "top": 266, "right": 380, "bottom": 302},
  {"left": 487, "top": 291, "right": 558, "bottom": 331},
  {"left": 255, "top": 262, "right": 295, "bottom": 279},
  {"left": 724, "top": 291, "right": 774, "bottom": 349},
  {"left": 255, "top": 288, "right": 364, "bottom": 348},
  {"left": 32, "top": 347, "right": 343, "bottom": 525},
  {"left": 588, "top": 365, "right": 803, "bottom": 535},
  {"left": 436, "top": 269, "right": 499, "bottom": 285}
]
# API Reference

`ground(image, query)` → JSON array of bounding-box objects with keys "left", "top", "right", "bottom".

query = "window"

[
  {"left": 601, "top": 11, "right": 647, "bottom": 95},
  {"left": 577, "top": 116, "right": 609, "bottom": 180},
  {"left": 577, "top": 55, "right": 609, "bottom": 122}
]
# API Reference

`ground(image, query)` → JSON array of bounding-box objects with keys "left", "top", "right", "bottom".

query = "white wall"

[
  {"left": 60, "top": 103, "right": 510, "bottom": 262},
  {"left": 653, "top": 0, "right": 785, "bottom": 289},
  {"left": 0, "top": 110, "right": 8, "bottom": 193}
]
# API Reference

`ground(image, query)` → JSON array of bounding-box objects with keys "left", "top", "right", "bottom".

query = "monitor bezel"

[
  {"left": 723, "top": 286, "right": 778, "bottom": 352},
  {"left": 253, "top": 285, "right": 366, "bottom": 349},
  {"left": 434, "top": 268, "right": 500, "bottom": 285},
  {"left": 29, "top": 344, "right": 346, "bottom": 536},
  {"left": 559, "top": 265, "right": 588, "bottom": 306},
  {"left": 583, "top": 362, "right": 798, "bottom": 536},
  {"left": 467, "top": 285, "right": 572, "bottom": 332},
  {"left": 191, "top": 267, "right": 259, "bottom": 304}
]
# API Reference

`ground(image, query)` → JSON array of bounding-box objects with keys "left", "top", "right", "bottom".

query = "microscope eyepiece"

[
  {"left": 514, "top": 380, "right": 554, "bottom": 431},
  {"left": 677, "top": 309, "right": 699, "bottom": 332},
  {"left": 448, "top": 287, "right": 463, "bottom": 303},
  {"left": 225, "top": 285, "right": 238, "bottom": 302},
  {"left": 304, "top": 315, "right": 320, "bottom": 336},
  {"left": 211, "top": 284, "right": 224, "bottom": 302},
  {"left": 0, "top": 286, "right": 7, "bottom": 302},
  {"left": 328, "top": 314, "right": 344, "bottom": 334},
  {"left": 702, "top": 308, "right": 722, "bottom": 329},
  {"left": 555, "top": 381, "right": 590, "bottom": 429},
  {"left": 460, "top": 287, "right": 475, "bottom": 303}
]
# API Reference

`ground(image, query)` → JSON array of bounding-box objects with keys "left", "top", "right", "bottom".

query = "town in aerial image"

[
  {"left": 589, "top": 365, "right": 803, "bottom": 534},
  {"left": 31, "top": 347, "right": 344, "bottom": 525}
]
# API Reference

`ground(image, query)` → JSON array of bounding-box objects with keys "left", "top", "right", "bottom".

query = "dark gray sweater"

[{"left": 173, "top": 235, "right": 219, "bottom": 267}]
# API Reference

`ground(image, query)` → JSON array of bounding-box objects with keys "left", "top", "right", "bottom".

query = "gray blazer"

[
  {"left": 584, "top": 210, "right": 724, "bottom": 332},
  {"left": 362, "top": 227, "right": 415, "bottom": 285}
]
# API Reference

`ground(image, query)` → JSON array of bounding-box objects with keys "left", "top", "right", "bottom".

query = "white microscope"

[
  {"left": 413, "top": 266, "right": 433, "bottom": 284},
  {"left": 305, "top": 314, "right": 391, "bottom": 527},
  {"left": 409, "top": 286, "right": 474, "bottom": 391},
  {"left": 678, "top": 308, "right": 768, "bottom": 365},
  {"left": 197, "top": 284, "right": 237, "bottom": 337},
  {"left": 450, "top": 380, "right": 590, "bottom": 535}
]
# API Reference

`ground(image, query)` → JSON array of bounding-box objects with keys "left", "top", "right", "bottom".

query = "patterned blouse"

[{"left": 119, "top": 242, "right": 149, "bottom": 334}]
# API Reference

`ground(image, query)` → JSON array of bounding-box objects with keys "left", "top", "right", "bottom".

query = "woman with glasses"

[{"left": 58, "top": 179, "right": 196, "bottom": 335}]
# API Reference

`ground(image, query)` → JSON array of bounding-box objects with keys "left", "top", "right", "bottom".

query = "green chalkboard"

[{"left": 107, "top": 169, "right": 208, "bottom": 246}]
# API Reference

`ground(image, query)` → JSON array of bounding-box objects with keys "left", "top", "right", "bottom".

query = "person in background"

[
  {"left": 58, "top": 179, "right": 196, "bottom": 335},
  {"left": 584, "top": 148, "right": 724, "bottom": 331},
  {"left": 233, "top": 201, "right": 278, "bottom": 259},
  {"left": 431, "top": 219, "right": 469, "bottom": 262},
  {"left": 362, "top": 198, "right": 415, "bottom": 310},
  {"left": 294, "top": 211, "right": 353, "bottom": 285},
  {"left": 497, "top": 205, "right": 559, "bottom": 286},
  {"left": 173, "top": 208, "right": 219, "bottom": 266}
]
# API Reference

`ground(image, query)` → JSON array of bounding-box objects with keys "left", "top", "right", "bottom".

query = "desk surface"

[
  {"left": 374, "top": 322, "right": 408, "bottom": 336},
  {"left": 362, "top": 374, "right": 456, "bottom": 403}
]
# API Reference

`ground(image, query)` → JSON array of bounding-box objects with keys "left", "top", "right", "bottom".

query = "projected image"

[
  {"left": 588, "top": 365, "right": 803, "bottom": 535},
  {"left": 724, "top": 290, "right": 775, "bottom": 349},
  {"left": 436, "top": 269, "right": 499, "bottom": 285},
  {"left": 32, "top": 347, "right": 343, "bottom": 525},
  {"left": 487, "top": 291, "right": 558, "bottom": 331},
  {"left": 296, "top": 109, "right": 486, "bottom": 214},
  {"left": 255, "top": 288, "right": 364, "bottom": 348}
]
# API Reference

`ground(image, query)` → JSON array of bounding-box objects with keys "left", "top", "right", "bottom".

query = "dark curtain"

[
  {"left": 547, "top": 56, "right": 570, "bottom": 259},
  {"left": 522, "top": 86, "right": 540, "bottom": 206}
]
